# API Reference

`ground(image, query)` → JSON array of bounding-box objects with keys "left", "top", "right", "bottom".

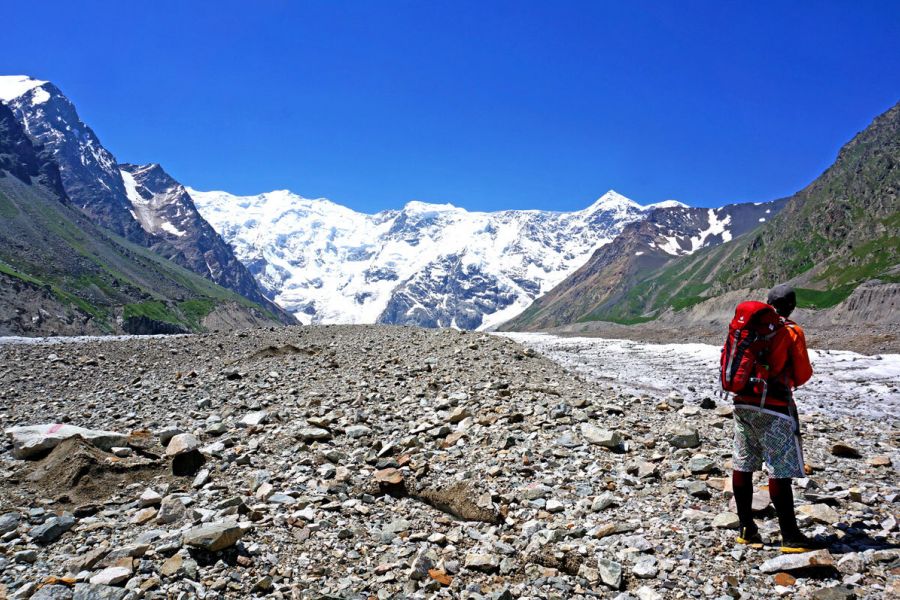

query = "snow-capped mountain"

[
  {"left": 190, "top": 188, "right": 682, "bottom": 329},
  {"left": 119, "top": 163, "right": 282, "bottom": 311},
  {"left": 0, "top": 76, "right": 149, "bottom": 243},
  {"left": 0, "top": 75, "right": 293, "bottom": 323},
  {"left": 499, "top": 198, "right": 787, "bottom": 330}
]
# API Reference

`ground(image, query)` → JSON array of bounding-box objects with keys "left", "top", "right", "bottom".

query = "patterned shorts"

[{"left": 732, "top": 406, "right": 805, "bottom": 479}]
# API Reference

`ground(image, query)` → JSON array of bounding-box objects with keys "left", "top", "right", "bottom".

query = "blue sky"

[{"left": 3, "top": 1, "right": 898, "bottom": 212}]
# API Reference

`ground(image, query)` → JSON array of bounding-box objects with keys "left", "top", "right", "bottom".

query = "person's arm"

[{"left": 788, "top": 324, "right": 813, "bottom": 387}]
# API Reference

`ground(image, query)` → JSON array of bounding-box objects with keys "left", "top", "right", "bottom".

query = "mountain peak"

[
  {"left": 584, "top": 190, "right": 641, "bottom": 213},
  {"left": 0, "top": 75, "right": 50, "bottom": 104},
  {"left": 645, "top": 199, "right": 689, "bottom": 210},
  {"left": 402, "top": 200, "right": 460, "bottom": 214}
]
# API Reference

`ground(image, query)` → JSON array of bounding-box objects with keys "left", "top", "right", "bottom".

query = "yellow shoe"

[
  {"left": 737, "top": 526, "right": 763, "bottom": 547},
  {"left": 780, "top": 533, "right": 826, "bottom": 553}
]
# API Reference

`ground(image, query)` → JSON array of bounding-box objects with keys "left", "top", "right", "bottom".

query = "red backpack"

[{"left": 720, "top": 301, "right": 784, "bottom": 402}]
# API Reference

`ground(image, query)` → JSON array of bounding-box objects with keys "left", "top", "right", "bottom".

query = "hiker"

[{"left": 726, "top": 284, "right": 820, "bottom": 553}]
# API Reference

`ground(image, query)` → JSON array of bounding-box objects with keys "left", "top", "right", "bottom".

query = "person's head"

[{"left": 767, "top": 284, "right": 796, "bottom": 318}]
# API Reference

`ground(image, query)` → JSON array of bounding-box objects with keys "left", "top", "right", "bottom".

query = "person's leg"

[
  {"left": 733, "top": 469, "right": 757, "bottom": 535},
  {"left": 768, "top": 477, "right": 799, "bottom": 537},
  {"left": 732, "top": 409, "right": 764, "bottom": 543}
]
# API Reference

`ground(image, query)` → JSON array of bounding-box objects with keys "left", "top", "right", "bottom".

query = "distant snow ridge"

[{"left": 191, "top": 189, "right": 670, "bottom": 329}]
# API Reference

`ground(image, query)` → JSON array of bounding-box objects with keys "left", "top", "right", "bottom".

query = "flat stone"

[
  {"left": 31, "top": 513, "right": 76, "bottom": 544},
  {"left": 345, "top": 425, "right": 372, "bottom": 438},
  {"left": 72, "top": 583, "right": 130, "bottom": 599},
  {"left": 89, "top": 566, "right": 131, "bottom": 586},
  {"left": 759, "top": 550, "right": 835, "bottom": 573},
  {"left": 447, "top": 407, "right": 471, "bottom": 424},
  {"left": 712, "top": 512, "right": 740, "bottom": 529},
  {"left": 592, "top": 492, "right": 617, "bottom": 511},
  {"left": 183, "top": 521, "right": 245, "bottom": 551},
  {"left": 810, "top": 586, "right": 857, "bottom": 600},
  {"left": 687, "top": 481, "right": 710, "bottom": 498},
  {"left": 689, "top": 455, "right": 716, "bottom": 473},
  {"left": 546, "top": 499, "right": 564, "bottom": 513},
  {"left": 31, "top": 585, "right": 73, "bottom": 600},
  {"left": 374, "top": 467, "right": 403, "bottom": 485},
  {"left": 520, "top": 483, "right": 552, "bottom": 500},
  {"left": 581, "top": 424, "right": 622, "bottom": 448},
  {"left": 139, "top": 489, "right": 162, "bottom": 507},
  {"left": 668, "top": 426, "right": 700, "bottom": 449},
  {"left": 798, "top": 503, "right": 841, "bottom": 525},
  {"left": 297, "top": 427, "right": 332, "bottom": 442},
  {"left": 408, "top": 547, "right": 434, "bottom": 580},
  {"left": 464, "top": 552, "right": 500, "bottom": 572},
  {"left": 632, "top": 555, "right": 658, "bottom": 579},
  {"left": 5, "top": 424, "right": 128, "bottom": 459},
  {"left": 155, "top": 496, "right": 186, "bottom": 525},
  {"left": 239, "top": 411, "right": 269, "bottom": 427},
  {"left": 867, "top": 455, "right": 892, "bottom": 467}
]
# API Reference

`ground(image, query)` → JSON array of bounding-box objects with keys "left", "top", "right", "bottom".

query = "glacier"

[{"left": 190, "top": 188, "right": 669, "bottom": 329}]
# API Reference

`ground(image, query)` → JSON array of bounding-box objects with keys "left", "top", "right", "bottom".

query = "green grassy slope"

[
  {"left": 0, "top": 174, "right": 279, "bottom": 333},
  {"left": 507, "top": 100, "right": 899, "bottom": 328}
]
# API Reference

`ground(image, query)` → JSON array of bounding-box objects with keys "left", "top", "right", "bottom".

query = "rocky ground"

[{"left": 0, "top": 325, "right": 897, "bottom": 600}]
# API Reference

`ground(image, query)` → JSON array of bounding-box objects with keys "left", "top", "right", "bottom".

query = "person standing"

[{"left": 731, "top": 284, "right": 821, "bottom": 552}]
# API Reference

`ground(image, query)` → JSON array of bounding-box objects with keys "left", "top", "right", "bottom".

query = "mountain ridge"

[
  {"left": 0, "top": 75, "right": 295, "bottom": 325},
  {"left": 0, "top": 102, "right": 284, "bottom": 335}
]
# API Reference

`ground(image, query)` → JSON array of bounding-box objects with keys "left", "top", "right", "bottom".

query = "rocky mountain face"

[
  {"left": 118, "top": 163, "right": 292, "bottom": 322},
  {"left": 0, "top": 75, "right": 294, "bottom": 325},
  {"left": 0, "top": 103, "right": 284, "bottom": 336},
  {"left": 719, "top": 99, "right": 900, "bottom": 293},
  {"left": 191, "top": 187, "right": 691, "bottom": 329},
  {"left": 0, "top": 76, "right": 151, "bottom": 244},
  {"left": 501, "top": 200, "right": 786, "bottom": 330},
  {"left": 505, "top": 100, "right": 899, "bottom": 330}
]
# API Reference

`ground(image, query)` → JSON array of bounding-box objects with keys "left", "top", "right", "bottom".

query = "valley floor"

[{"left": 0, "top": 325, "right": 897, "bottom": 599}]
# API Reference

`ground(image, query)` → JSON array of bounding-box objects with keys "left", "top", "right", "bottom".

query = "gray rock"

[
  {"left": 155, "top": 496, "right": 186, "bottom": 525},
  {"left": 592, "top": 492, "right": 617, "bottom": 511},
  {"left": 597, "top": 558, "right": 623, "bottom": 589},
  {"left": 688, "top": 455, "right": 716, "bottom": 473},
  {"left": 798, "top": 503, "right": 841, "bottom": 525},
  {"left": 345, "top": 425, "right": 372, "bottom": 438},
  {"left": 759, "top": 550, "right": 836, "bottom": 573},
  {"left": 31, "top": 586, "right": 73, "bottom": 600},
  {"left": 408, "top": 547, "right": 434, "bottom": 580},
  {"left": 183, "top": 520, "right": 245, "bottom": 551},
  {"left": 239, "top": 410, "right": 269, "bottom": 427},
  {"left": 668, "top": 426, "right": 700, "bottom": 449},
  {"left": 581, "top": 423, "right": 622, "bottom": 447},
  {"left": 72, "top": 584, "right": 129, "bottom": 600},
  {"left": 465, "top": 552, "right": 500, "bottom": 572},
  {"left": 632, "top": 555, "right": 658, "bottom": 578},
  {"left": 297, "top": 427, "right": 332, "bottom": 442},
  {"left": 0, "top": 511, "right": 20, "bottom": 534},
  {"left": 89, "top": 566, "right": 131, "bottom": 585},
  {"left": 30, "top": 512, "right": 75, "bottom": 544},
  {"left": 712, "top": 512, "right": 740, "bottom": 529},
  {"left": 687, "top": 481, "right": 711, "bottom": 498},
  {"left": 165, "top": 433, "right": 200, "bottom": 456}
]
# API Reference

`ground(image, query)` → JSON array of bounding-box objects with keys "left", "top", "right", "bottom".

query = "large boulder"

[{"left": 5, "top": 424, "right": 128, "bottom": 459}]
